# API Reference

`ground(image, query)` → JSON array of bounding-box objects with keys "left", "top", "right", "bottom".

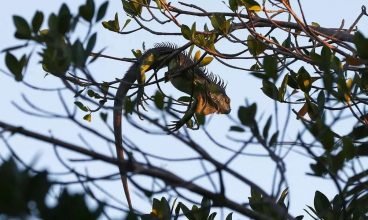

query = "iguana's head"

[{"left": 195, "top": 73, "right": 231, "bottom": 115}]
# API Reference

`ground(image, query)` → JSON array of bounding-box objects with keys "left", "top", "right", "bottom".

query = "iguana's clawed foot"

[
  {"left": 167, "top": 119, "right": 200, "bottom": 133},
  {"left": 167, "top": 120, "right": 184, "bottom": 132},
  {"left": 136, "top": 88, "right": 149, "bottom": 120}
]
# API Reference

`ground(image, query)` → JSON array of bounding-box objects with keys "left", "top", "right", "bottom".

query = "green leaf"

[
  {"left": 282, "top": 36, "right": 291, "bottom": 48},
  {"left": 124, "top": 97, "right": 134, "bottom": 115},
  {"left": 342, "top": 136, "right": 355, "bottom": 160},
  {"left": 268, "top": 130, "right": 279, "bottom": 147},
  {"left": 131, "top": 49, "right": 142, "bottom": 58},
  {"left": 238, "top": 103, "right": 257, "bottom": 126},
  {"left": 308, "top": 120, "right": 335, "bottom": 151},
  {"left": 154, "top": 0, "right": 166, "bottom": 9},
  {"left": 191, "top": 22, "right": 197, "bottom": 39},
  {"left": 331, "top": 194, "right": 343, "bottom": 214},
  {"left": 297, "top": 67, "right": 311, "bottom": 93},
  {"left": 314, "top": 191, "right": 331, "bottom": 219},
  {"left": 32, "top": 11, "right": 44, "bottom": 33},
  {"left": 278, "top": 74, "right": 288, "bottom": 102},
  {"left": 229, "top": 126, "right": 245, "bottom": 132},
  {"left": 287, "top": 72, "right": 299, "bottom": 89},
  {"left": 200, "top": 197, "right": 211, "bottom": 219},
  {"left": 249, "top": 187, "right": 263, "bottom": 211},
  {"left": 181, "top": 24, "right": 191, "bottom": 40},
  {"left": 126, "top": 212, "right": 139, "bottom": 220},
  {"left": 262, "top": 116, "right": 272, "bottom": 140},
  {"left": 79, "top": 0, "right": 95, "bottom": 22},
  {"left": 351, "top": 125, "right": 368, "bottom": 140},
  {"left": 311, "top": 22, "right": 320, "bottom": 27},
  {"left": 359, "top": 69, "right": 368, "bottom": 91},
  {"left": 305, "top": 95, "right": 319, "bottom": 121},
  {"left": 72, "top": 39, "right": 87, "bottom": 67},
  {"left": 83, "top": 113, "right": 92, "bottom": 122},
  {"left": 321, "top": 46, "right": 332, "bottom": 63},
  {"left": 74, "top": 88, "right": 86, "bottom": 98},
  {"left": 229, "top": 0, "right": 238, "bottom": 11},
  {"left": 250, "top": 63, "right": 260, "bottom": 71},
  {"left": 57, "top": 4, "right": 72, "bottom": 34},
  {"left": 102, "top": 13, "right": 120, "bottom": 32},
  {"left": 174, "top": 201, "right": 181, "bottom": 219},
  {"left": 210, "top": 14, "right": 230, "bottom": 35},
  {"left": 194, "top": 50, "right": 201, "bottom": 62},
  {"left": 179, "top": 203, "right": 195, "bottom": 220},
  {"left": 261, "top": 80, "right": 279, "bottom": 100},
  {"left": 225, "top": 213, "right": 233, "bottom": 220},
  {"left": 44, "top": 190, "right": 102, "bottom": 219},
  {"left": 353, "top": 31, "right": 368, "bottom": 59},
  {"left": 208, "top": 212, "right": 217, "bottom": 220},
  {"left": 113, "top": 12, "right": 120, "bottom": 31},
  {"left": 317, "top": 91, "right": 325, "bottom": 114},
  {"left": 151, "top": 197, "right": 170, "bottom": 219},
  {"left": 74, "top": 101, "right": 89, "bottom": 112},
  {"left": 210, "top": 14, "right": 222, "bottom": 31},
  {"left": 41, "top": 43, "right": 72, "bottom": 75},
  {"left": 153, "top": 91, "right": 164, "bottom": 110},
  {"left": 263, "top": 56, "right": 278, "bottom": 81},
  {"left": 101, "top": 82, "right": 109, "bottom": 94},
  {"left": 250, "top": 71, "right": 267, "bottom": 80},
  {"left": 0, "top": 157, "right": 53, "bottom": 217},
  {"left": 122, "top": 0, "right": 143, "bottom": 17},
  {"left": 86, "top": 33, "right": 97, "bottom": 54},
  {"left": 13, "top": 15, "right": 31, "bottom": 39},
  {"left": 247, "top": 35, "right": 267, "bottom": 56},
  {"left": 199, "top": 56, "right": 213, "bottom": 67},
  {"left": 99, "top": 112, "right": 108, "bottom": 122},
  {"left": 239, "top": 0, "right": 262, "bottom": 12},
  {"left": 122, "top": 19, "right": 131, "bottom": 30},
  {"left": 96, "top": 1, "right": 109, "bottom": 22},
  {"left": 5, "top": 52, "right": 24, "bottom": 81},
  {"left": 87, "top": 89, "right": 95, "bottom": 97},
  {"left": 277, "top": 188, "right": 288, "bottom": 206}
]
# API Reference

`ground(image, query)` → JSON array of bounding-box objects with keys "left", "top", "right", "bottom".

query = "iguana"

[{"left": 113, "top": 43, "right": 231, "bottom": 210}]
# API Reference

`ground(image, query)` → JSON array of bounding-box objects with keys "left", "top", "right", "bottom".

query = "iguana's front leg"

[
  {"left": 136, "top": 53, "right": 155, "bottom": 114},
  {"left": 168, "top": 98, "right": 198, "bottom": 131},
  {"left": 135, "top": 68, "right": 147, "bottom": 117}
]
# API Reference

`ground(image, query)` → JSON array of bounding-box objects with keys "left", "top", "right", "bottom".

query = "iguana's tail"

[
  {"left": 113, "top": 45, "right": 178, "bottom": 210},
  {"left": 113, "top": 62, "right": 140, "bottom": 211}
]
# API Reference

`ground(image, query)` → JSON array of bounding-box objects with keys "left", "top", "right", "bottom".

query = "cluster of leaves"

[
  {"left": 136, "top": 197, "right": 232, "bottom": 220},
  {"left": 234, "top": 103, "right": 279, "bottom": 147},
  {"left": 0, "top": 157, "right": 103, "bottom": 219},
  {"left": 2, "top": 154, "right": 366, "bottom": 220},
  {"left": 180, "top": 22, "right": 217, "bottom": 52},
  {"left": 247, "top": 188, "right": 303, "bottom": 219},
  {"left": 246, "top": 30, "right": 368, "bottom": 192},
  {"left": 248, "top": 31, "right": 368, "bottom": 120},
  {"left": 5, "top": 0, "right": 108, "bottom": 78},
  {"left": 305, "top": 190, "right": 368, "bottom": 220},
  {"left": 4, "top": 0, "right": 113, "bottom": 122}
]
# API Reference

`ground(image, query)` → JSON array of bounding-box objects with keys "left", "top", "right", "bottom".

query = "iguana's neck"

[{"left": 195, "top": 93, "right": 218, "bottom": 115}]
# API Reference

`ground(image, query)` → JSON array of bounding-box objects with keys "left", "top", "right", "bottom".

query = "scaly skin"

[{"left": 113, "top": 43, "right": 231, "bottom": 210}]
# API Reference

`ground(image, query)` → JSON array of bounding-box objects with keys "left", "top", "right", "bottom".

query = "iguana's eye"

[{"left": 225, "top": 97, "right": 230, "bottom": 104}]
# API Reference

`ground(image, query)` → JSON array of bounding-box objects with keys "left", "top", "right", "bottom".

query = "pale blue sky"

[{"left": 1, "top": 1, "right": 367, "bottom": 219}]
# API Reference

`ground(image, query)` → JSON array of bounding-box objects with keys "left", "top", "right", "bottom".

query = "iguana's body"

[{"left": 113, "top": 43, "right": 231, "bottom": 210}]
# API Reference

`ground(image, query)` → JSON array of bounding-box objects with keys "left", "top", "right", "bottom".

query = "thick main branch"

[{"left": 0, "top": 120, "right": 294, "bottom": 219}]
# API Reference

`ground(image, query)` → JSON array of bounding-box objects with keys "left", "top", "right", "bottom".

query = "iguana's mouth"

[
  {"left": 220, "top": 107, "right": 231, "bottom": 114},
  {"left": 216, "top": 104, "right": 231, "bottom": 114}
]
